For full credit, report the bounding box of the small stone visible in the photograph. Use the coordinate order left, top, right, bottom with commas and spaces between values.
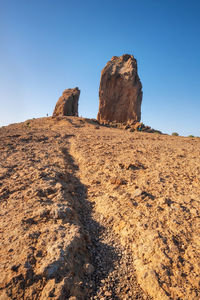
11, 264, 20, 272
84, 263, 95, 275
24, 261, 32, 269
104, 291, 112, 296
107, 216, 113, 223
133, 189, 143, 198
36, 250, 43, 257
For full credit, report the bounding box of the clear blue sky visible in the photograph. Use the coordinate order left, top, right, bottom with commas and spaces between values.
1, 0, 200, 136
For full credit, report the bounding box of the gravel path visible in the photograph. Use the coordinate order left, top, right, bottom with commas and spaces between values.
64, 140, 150, 299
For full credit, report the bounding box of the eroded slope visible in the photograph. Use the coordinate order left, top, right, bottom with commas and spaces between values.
0, 120, 90, 299
0, 117, 200, 300
70, 121, 200, 299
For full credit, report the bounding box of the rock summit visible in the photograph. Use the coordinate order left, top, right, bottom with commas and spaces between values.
97, 54, 142, 124
53, 87, 80, 117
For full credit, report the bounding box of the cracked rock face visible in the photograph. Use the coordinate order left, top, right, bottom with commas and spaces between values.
97, 54, 143, 124
53, 87, 80, 117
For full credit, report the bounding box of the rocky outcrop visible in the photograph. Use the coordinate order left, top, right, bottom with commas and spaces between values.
97, 54, 142, 124
53, 87, 80, 117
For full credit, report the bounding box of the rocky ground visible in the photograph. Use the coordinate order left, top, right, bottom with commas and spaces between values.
0, 116, 199, 300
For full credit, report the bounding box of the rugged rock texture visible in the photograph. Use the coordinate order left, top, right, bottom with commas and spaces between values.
0, 120, 90, 300
71, 124, 200, 300
53, 87, 80, 117
97, 54, 142, 124
0, 117, 200, 299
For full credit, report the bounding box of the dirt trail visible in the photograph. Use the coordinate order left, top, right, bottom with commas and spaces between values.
0, 116, 200, 300
68, 118, 200, 300
0, 123, 90, 299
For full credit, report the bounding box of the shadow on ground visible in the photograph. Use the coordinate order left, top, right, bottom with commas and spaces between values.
61, 139, 120, 299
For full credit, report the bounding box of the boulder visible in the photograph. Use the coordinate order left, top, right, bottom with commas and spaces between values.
53, 87, 80, 117
97, 54, 142, 124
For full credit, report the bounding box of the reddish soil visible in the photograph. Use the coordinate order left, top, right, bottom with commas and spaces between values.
0, 117, 199, 300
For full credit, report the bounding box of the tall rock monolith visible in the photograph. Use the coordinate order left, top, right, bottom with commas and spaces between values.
53, 87, 80, 117
97, 54, 142, 124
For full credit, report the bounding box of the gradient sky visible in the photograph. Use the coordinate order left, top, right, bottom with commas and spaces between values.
1, 0, 200, 136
